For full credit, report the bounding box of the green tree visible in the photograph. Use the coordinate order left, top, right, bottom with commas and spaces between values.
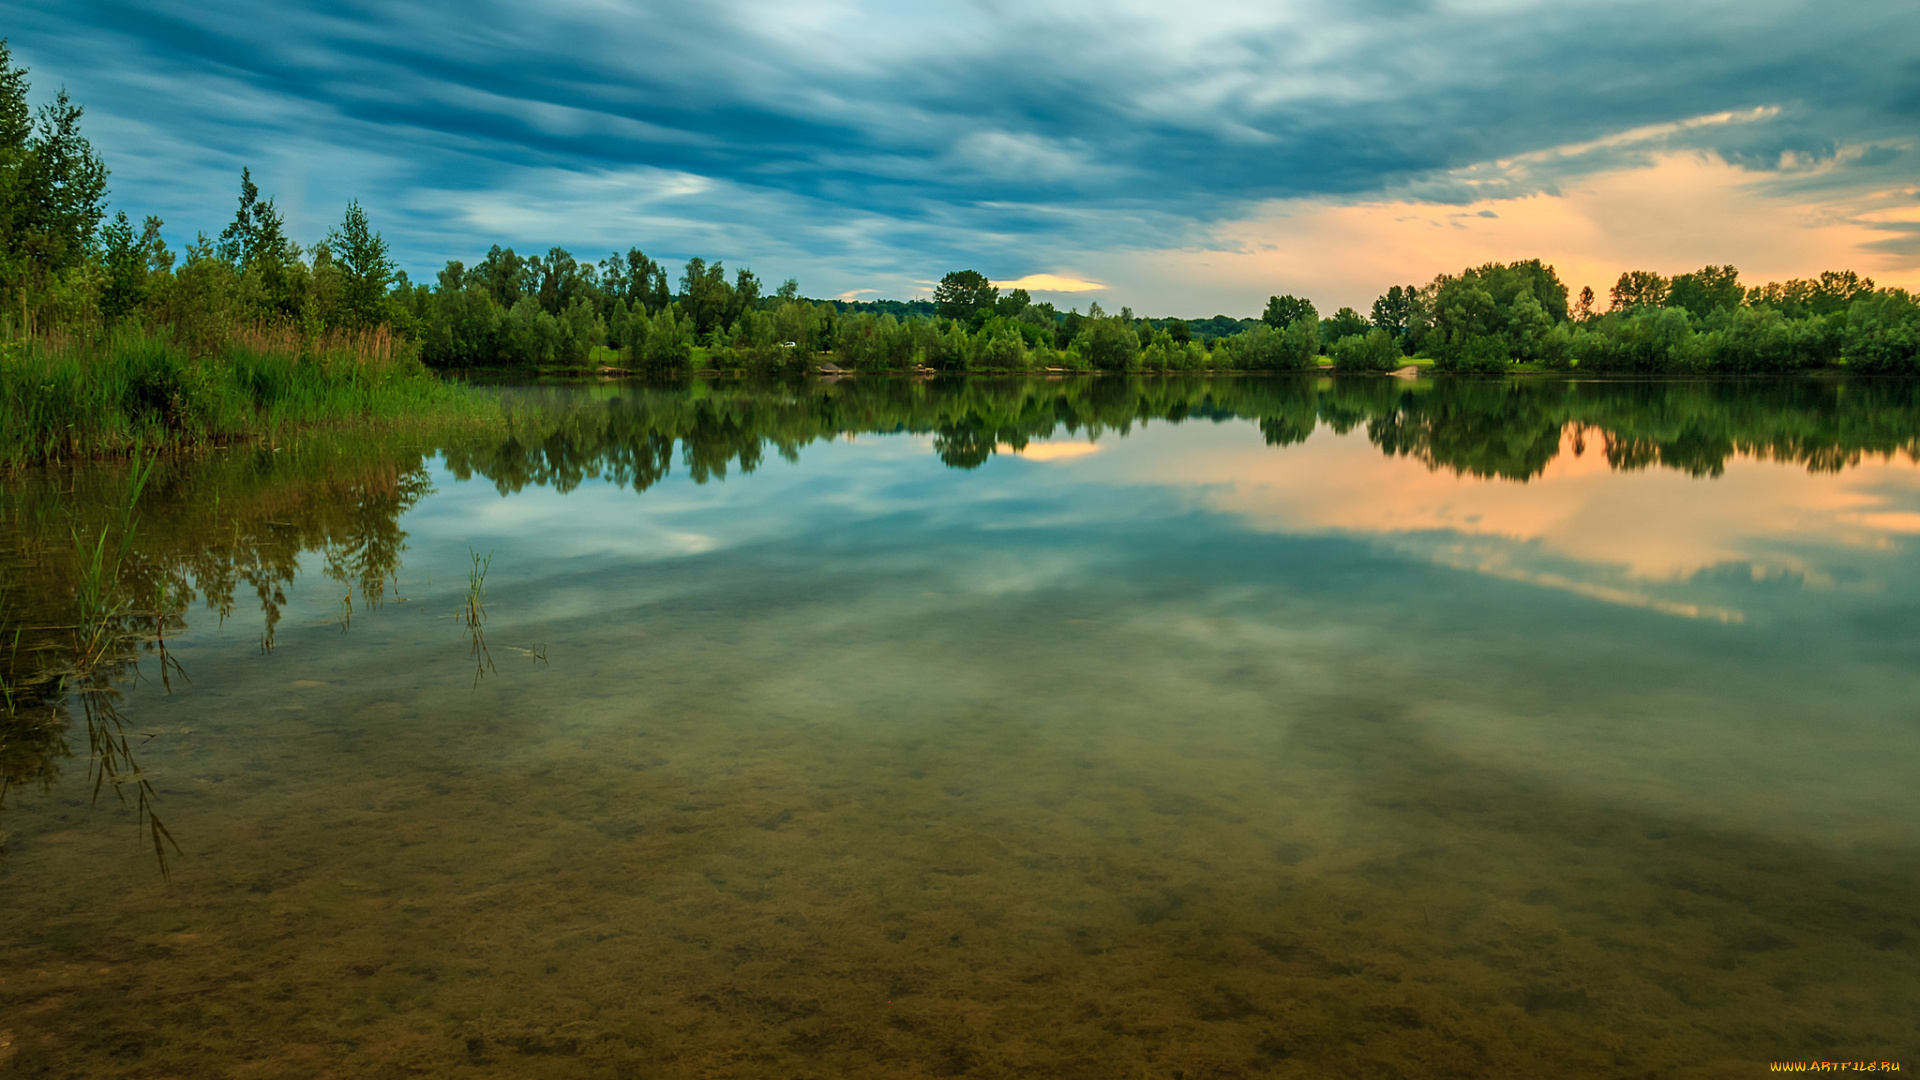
678, 256, 733, 336
1075, 315, 1141, 371
933, 269, 997, 322
1841, 290, 1920, 374
602, 248, 670, 313
1262, 294, 1316, 330
99, 209, 144, 322
1667, 265, 1742, 317
326, 200, 393, 329
1320, 305, 1369, 348
1369, 284, 1420, 346
216, 168, 291, 270
728, 267, 762, 326
0, 42, 110, 324
1223, 321, 1316, 371
1609, 270, 1669, 311
537, 247, 592, 316
1574, 307, 1700, 373
1328, 327, 1402, 372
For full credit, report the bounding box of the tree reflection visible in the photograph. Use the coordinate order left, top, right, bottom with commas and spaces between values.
445, 375, 1920, 491
7, 374, 1920, 871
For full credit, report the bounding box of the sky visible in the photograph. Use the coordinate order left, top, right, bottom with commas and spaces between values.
5, 0, 1919, 316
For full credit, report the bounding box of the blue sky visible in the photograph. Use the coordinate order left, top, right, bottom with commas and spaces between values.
6, 0, 1918, 314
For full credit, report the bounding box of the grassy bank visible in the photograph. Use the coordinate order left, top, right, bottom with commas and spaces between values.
0, 327, 500, 467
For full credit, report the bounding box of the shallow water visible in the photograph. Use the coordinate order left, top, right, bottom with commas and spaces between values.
2, 376, 1917, 1077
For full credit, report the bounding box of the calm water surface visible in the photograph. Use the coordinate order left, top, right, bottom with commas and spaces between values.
2, 377, 1917, 1077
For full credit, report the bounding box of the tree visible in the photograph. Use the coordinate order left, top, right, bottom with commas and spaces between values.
1609, 270, 1669, 311
99, 209, 144, 321
1320, 306, 1369, 348
1262, 294, 1316, 330
1329, 327, 1401, 372
537, 247, 590, 316
216, 168, 292, 270
0, 42, 110, 319
474, 246, 533, 310
1223, 321, 1315, 371
678, 256, 733, 336
1667, 265, 1743, 317
1573, 286, 1597, 321
1370, 285, 1420, 344
1841, 290, 1920, 374
933, 269, 997, 322
1075, 314, 1140, 371
326, 200, 393, 329
600, 247, 670, 314
728, 267, 762, 326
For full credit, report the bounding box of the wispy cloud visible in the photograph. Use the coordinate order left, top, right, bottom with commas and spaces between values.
5, 0, 1918, 308
994, 273, 1105, 293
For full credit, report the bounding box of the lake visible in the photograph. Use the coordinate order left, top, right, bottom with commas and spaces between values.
2, 375, 1916, 1077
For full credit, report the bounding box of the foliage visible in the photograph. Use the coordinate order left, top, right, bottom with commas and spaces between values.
1074, 315, 1141, 371
933, 269, 998, 323
1841, 290, 1920, 375
1667, 265, 1743, 316
1262, 294, 1316, 330
1609, 270, 1669, 311
1219, 320, 1316, 371
1573, 307, 1700, 374
1369, 285, 1420, 349
0, 327, 484, 464
1328, 327, 1402, 372
1320, 306, 1370, 349
0, 40, 110, 326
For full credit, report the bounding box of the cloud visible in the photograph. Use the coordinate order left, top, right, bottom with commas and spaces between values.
993, 273, 1105, 293
6, 0, 1920, 308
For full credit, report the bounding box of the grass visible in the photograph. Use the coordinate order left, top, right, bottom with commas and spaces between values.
0, 326, 500, 466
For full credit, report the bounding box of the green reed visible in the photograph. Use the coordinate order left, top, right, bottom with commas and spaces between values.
464, 546, 495, 684
0, 328, 499, 467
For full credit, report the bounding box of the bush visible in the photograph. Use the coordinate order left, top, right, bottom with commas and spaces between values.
1074, 317, 1141, 371
1223, 320, 1316, 371
1699, 306, 1840, 373
1432, 332, 1510, 374
1572, 308, 1699, 374
1328, 328, 1402, 372
636, 306, 693, 374
1843, 291, 1920, 374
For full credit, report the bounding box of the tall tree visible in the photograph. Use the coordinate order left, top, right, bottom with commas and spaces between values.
0, 42, 109, 320
99, 209, 144, 321
933, 269, 997, 322
1370, 284, 1420, 341
1609, 270, 1669, 311
326, 200, 393, 329
678, 256, 733, 336
1262, 294, 1317, 329
1667, 265, 1742, 316
728, 267, 762, 326
1320, 305, 1369, 347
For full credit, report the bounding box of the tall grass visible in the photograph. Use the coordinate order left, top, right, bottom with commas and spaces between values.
0, 325, 497, 466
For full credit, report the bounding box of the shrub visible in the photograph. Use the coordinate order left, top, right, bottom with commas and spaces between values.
1328, 328, 1402, 372
1572, 308, 1699, 374
1842, 291, 1920, 375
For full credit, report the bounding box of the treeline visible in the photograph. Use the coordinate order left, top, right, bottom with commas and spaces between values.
1326, 261, 1920, 375
7, 37, 1919, 381
441, 376, 1920, 493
